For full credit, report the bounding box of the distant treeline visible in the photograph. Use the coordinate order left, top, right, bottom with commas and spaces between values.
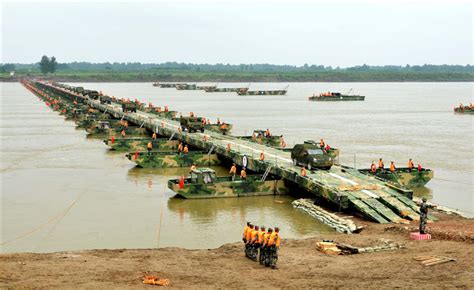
1, 62, 473, 82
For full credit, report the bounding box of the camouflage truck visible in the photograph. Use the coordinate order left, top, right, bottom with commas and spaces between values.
291, 143, 334, 170
104, 137, 179, 152
122, 102, 138, 113
100, 95, 112, 104
359, 167, 434, 189
83, 90, 99, 100
303, 140, 340, 160
168, 168, 288, 199
127, 151, 220, 168
180, 117, 205, 133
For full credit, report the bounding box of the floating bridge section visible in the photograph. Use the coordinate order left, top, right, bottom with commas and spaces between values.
29, 80, 421, 223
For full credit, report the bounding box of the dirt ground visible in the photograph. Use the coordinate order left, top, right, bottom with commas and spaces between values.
1, 212, 473, 289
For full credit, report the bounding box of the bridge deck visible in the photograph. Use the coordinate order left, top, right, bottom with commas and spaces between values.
31, 81, 421, 223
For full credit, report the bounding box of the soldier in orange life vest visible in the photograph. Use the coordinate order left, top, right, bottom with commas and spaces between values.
389, 161, 396, 172
250, 225, 259, 261
267, 227, 281, 269
177, 142, 183, 154
245, 224, 254, 258
378, 158, 384, 171
260, 151, 265, 161
408, 158, 414, 172
183, 144, 189, 154
301, 166, 307, 177
370, 161, 376, 173
257, 226, 266, 265
147, 141, 153, 155
319, 138, 325, 149
242, 222, 250, 243
229, 163, 237, 181
240, 168, 247, 180
262, 228, 273, 266
152, 132, 157, 140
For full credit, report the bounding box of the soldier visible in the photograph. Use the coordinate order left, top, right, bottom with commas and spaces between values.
258, 226, 266, 265
378, 158, 384, 171
183, 144, 189, 155
189, 163, 197, 174
240, 168, 247, 180
260, 151, 265, 161
370, 161, 376, 173
418, 164, 423, 172
389, 161, 396, 172
250, 225, 259, 261
178, 142, 183, 154
245, 224, 254, 258
229, 163, 237, 181
301, 166, 307, 177
408, 158, 414, 172
242, 222, 250, 243
152, 132, 157, 140
419, 197, 435, 234
121, 129, 126, 138
268, 227, 281, 269
319, 138, 325, 149
262, 228, 273, 267
147, 141, 153, 156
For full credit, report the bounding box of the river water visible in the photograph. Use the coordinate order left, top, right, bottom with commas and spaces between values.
1, 82, 472, 253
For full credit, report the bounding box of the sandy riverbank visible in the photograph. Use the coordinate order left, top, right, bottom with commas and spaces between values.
1, 213, 473, 288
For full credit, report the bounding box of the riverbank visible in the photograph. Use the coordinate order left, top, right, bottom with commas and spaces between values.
2, 72, 474, 83
1, 213, 473, 288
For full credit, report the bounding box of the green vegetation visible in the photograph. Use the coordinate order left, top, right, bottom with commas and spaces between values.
38, 55, 57, 74
2, 61, 473, 82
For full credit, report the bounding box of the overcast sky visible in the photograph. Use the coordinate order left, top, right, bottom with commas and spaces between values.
1, 0, 472, 66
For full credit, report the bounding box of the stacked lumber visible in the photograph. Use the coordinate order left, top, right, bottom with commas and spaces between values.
316, 242, 341, 255
413, 256, 456, 266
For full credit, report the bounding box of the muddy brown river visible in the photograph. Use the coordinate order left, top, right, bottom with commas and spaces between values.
1, 82, 472, 253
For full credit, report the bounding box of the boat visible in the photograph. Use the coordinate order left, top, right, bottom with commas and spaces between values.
453, 105, 474, 114
176, 84, 198, 90
168, 168, 288, 199
153, 82, 184, 88
237, 86, 288, 96
204, 86, 248, 93
104, 137, 179, 152
237, 129, 284, 148
309, 90, 365, 101
126, 151, 220, 168
359, 167, 434, 189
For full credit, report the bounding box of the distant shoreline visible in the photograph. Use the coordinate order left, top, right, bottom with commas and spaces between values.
2, 76, 473, 83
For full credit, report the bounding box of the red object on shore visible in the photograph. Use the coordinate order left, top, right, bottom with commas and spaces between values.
134, 150, 139, 160
111, 136, 115, 144
410, 232, 432, 240
179, 176, 185, 189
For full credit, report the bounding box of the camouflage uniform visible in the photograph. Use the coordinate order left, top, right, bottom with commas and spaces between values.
419, 199, 432, 234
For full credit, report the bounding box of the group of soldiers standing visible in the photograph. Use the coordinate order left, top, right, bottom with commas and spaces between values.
242, 222, 281, 269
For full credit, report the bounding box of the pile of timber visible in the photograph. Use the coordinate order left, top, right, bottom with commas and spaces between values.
316, 238, 404, 255
413, 256, 456, 266
292, 199, 362, 233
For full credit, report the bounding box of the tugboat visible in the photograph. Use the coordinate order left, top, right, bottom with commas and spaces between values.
168, 168, 288, 199
237, 85, 288, 96
453, 103, 474, 114
309, 89, 365, 101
